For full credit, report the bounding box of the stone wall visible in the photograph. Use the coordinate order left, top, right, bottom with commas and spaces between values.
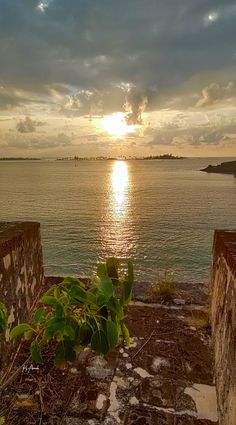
211, 230, 236, 425
0, 222, 44, 378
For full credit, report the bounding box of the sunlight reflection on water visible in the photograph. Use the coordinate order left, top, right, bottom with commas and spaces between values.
111, 161, 129, 218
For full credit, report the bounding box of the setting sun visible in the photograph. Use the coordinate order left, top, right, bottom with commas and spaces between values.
102, 112, 137, 138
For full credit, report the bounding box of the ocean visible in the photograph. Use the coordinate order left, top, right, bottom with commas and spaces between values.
0, 157, 235, 287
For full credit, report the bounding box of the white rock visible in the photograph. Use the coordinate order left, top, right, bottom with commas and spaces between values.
129, 396, 139, 405
152, 357, 170, 372
133, 367, 152, 378
17, 393, 30, 400
96, 394, 107, 410
70, 367, 78, 374
184, 384, 218, 422
86, 357, 113, 379
173, 298, 185, 305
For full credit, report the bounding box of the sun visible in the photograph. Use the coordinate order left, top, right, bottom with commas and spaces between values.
102, 112, 137, 138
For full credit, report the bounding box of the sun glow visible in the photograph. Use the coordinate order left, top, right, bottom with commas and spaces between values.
102, 112, 137, 138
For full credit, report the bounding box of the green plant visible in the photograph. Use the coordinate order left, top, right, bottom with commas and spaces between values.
0, 302, 8, 335
10, 258, 134, 368
150, 270, 175, 301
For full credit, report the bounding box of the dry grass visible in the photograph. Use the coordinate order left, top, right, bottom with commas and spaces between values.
150, 270, 176, 301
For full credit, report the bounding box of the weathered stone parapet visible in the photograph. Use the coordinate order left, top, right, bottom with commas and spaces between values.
211, 230, 236, 425
0, 222, 44, 377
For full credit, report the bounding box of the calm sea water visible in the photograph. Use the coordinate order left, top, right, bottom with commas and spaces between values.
0, 158, 236, 286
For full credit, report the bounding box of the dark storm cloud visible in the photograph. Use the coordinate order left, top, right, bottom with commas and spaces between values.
124, 88, 148, 125
0, 0, 236, 112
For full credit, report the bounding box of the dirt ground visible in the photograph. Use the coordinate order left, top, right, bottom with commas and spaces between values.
0, 280, 217, 425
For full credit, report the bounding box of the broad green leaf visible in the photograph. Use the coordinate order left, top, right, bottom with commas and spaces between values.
24, 330, 34, 341
54, 302, 65, 318
79, 323, 92, 344
33, 307, 45, 324
55, 330, 64, 342
0, 303, 8, 332
54, 340, 76, 367
0, 319, 6, 333
96, 292, 107, 307
97, 263, 107, 277
30, 340, 43, 364
120, 261, 134, 306
41, 295, 58, 306
53, 286, 61, 300
69, 286, 87, 303
41, 295, 64, 317
128, 261, 134, 287
63, 324, 75, 340
107, 297, 124, 320
116, 322, 121, 338
87, 316, 98, 332
86, 287, 98, 304
44, 317, 66, 341
121, 322, 130, 346
67, 314, 80, 328
62, 277, 85, 288
41, 285, 57, 296
10, 324, 34, 339
106, 257, 119, 284
64, 339, 76, 362
120, 279, 132, 305
106, 319, 119, 349
0, 302, 7, 318
99, 276, 113, 299
58, 295, 69, 306
55, 341, 66, 367
46, 317, 65, 332
91, 330, 109, 355
73, 343, 83, 353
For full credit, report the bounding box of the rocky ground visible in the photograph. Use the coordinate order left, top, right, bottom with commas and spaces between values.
0, 281, 218, 425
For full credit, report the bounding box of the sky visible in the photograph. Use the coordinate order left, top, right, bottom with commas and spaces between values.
0, 0, 236, 158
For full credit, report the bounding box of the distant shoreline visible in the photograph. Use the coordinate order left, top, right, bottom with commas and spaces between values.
1, 156, 236, 162
0, 157, 41, 161
201, 160, 236, 176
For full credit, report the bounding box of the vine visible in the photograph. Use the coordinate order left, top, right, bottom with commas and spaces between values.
10, 257, 134, 368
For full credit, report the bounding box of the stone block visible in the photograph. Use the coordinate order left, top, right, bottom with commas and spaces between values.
0, 222, 44, 378
211, 230, 236, 425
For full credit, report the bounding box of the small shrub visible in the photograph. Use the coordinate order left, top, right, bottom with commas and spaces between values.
10, 257, 134, 368
150, 270, 175, 301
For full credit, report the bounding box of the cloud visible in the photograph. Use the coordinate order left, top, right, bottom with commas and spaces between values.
124, 87, 148, 125
1, 0, 236, 111
7, 132, 72, 150
196, 82, 234, 107
146, 119, 236, 148
61, 90, 104, 117
16, 116, 46, 133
